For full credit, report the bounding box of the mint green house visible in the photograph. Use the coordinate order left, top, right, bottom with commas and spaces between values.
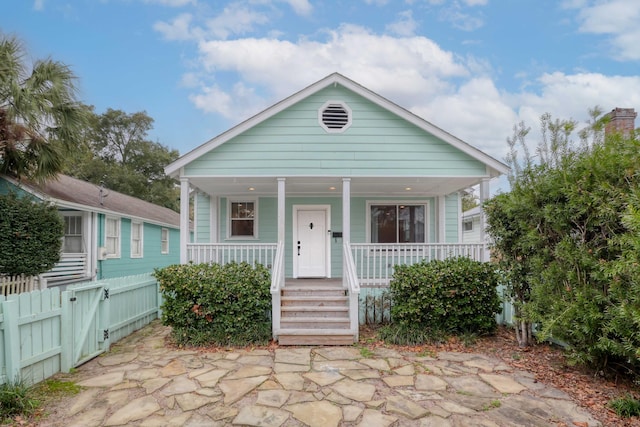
0, 174, 180, 287
166, 73, 508, 345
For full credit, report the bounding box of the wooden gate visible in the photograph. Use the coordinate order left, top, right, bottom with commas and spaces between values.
61, 282, 110, 369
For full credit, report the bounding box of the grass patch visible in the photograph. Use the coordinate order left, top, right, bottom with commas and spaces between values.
378, 324, 447, 346
0, 379, 40, 421
608, 394, 640, 418
482, 400, 501, 411
358, 347, 375, 358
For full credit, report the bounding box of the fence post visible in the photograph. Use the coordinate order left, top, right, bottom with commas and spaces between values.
2, 299, 21, 383
60, 290, 74, 372
156, 279, 163, 320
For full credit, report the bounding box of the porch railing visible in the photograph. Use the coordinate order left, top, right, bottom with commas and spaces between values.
187, 243, 278, 267
270, 241, 285, 338
343, 242, 360, 341
350, 243, 486, 287
41, 253, 89, 285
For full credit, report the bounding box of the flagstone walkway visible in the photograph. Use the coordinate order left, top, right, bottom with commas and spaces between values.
40, 321, 601, 426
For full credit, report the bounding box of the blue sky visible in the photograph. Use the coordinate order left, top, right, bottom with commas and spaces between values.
2, 0, 639, 170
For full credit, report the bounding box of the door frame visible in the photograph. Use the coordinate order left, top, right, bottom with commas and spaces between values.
292, 204, 331, 278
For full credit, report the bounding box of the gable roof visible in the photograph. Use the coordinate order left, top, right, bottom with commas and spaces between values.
166, 72, 509, 178
3, 174, 180, 228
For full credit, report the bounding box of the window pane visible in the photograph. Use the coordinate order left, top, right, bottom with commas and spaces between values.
232, 202, 254, 219
371, 205, 396, 243
64, 236, 83, 253
232, 219, 254, 236
398, 205, 425, 243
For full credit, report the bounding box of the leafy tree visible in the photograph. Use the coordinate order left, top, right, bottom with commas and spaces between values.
486, 108, 640, 377
0, 193, 64, 276
0, 35, 87, 182
63, 108, 180, 211
461, 191, 478, 212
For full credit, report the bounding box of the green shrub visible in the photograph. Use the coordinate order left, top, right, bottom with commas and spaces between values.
0, 378, 40, 420
155, 262, 272, 346
0, 192, 64, 276
608, 395, 640, 418
384, 257, 501, 344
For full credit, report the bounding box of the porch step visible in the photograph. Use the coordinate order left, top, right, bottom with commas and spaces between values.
281, 306, 348, 318
282, 287, 346, 297
277, 329, 355, 346
281, 295, 349, 307
280, 317, 350, 329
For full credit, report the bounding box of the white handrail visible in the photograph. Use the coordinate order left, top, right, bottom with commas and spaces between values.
270, 241, 285, 339
343, 242, 360, 341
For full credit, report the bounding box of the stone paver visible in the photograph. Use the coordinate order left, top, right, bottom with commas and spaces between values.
40, 320, 602, 427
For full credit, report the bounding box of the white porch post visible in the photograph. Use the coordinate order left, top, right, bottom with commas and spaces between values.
342, 178, 351, 243
277, 178, 286, 243
209, 196, 218, 243
180, 177, 190, 264
479, 178, 490, 261
437, 195, 446, 243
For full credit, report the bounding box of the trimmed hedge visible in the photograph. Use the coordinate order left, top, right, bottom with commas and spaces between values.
155, 262, 271, 346
382, 257, 501, 344
0, 192, 63, 276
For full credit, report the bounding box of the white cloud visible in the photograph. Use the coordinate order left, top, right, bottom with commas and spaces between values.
386, 10, 418, 36
571, 0, 640, 60
282, 0, 313, 16
364, 0, 389, 5
439, 6, 484, 31
33, 0, 45, 11
154, 13, 200, 40
205, 3, 270, 39
143, 0, 195, 6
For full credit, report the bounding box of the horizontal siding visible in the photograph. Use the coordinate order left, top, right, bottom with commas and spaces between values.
445, 193, 459, 243
184, 85, 487, 178
195, 193, 211, 243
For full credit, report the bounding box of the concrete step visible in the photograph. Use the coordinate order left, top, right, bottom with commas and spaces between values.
277, 328, 355, 345
280, 317, 350, 329
281, 306, 349, 318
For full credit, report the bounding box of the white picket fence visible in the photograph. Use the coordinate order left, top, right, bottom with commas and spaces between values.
0, 274, 45, 296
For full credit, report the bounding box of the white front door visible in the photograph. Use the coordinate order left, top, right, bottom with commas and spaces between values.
294, 206, 330, 278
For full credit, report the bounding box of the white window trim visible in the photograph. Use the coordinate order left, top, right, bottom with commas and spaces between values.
463, 220, 474, 232
105, 216, 121, 259
60, 211, 86, 254
365, 200, 430, 244
226, 198, 259, 240
161, 228, 169, 254
131, 221, 144, 258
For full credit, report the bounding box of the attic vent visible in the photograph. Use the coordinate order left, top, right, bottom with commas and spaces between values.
319, 101, 352, 133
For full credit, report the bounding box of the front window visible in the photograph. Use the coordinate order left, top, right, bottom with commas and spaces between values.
63, 215, 83, 253
463, 220, 473, 232
105, 217, 121, 258
370, 204, 426, 243
131, 221, 143, 258
229, 201, 256, 238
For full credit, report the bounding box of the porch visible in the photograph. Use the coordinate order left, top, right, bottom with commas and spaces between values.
187, 241, 487, 345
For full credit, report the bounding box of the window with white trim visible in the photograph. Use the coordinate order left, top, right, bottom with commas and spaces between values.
369, 203, 426, 243
463, 220, 473, 232
131, 221, 143, 258
229, 200, 257, 238
63, 214, 84, 253
105, 217, 121, 258
161, 228, 169, 254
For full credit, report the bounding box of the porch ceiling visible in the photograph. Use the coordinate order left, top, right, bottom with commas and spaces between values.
189, 176, 486, 197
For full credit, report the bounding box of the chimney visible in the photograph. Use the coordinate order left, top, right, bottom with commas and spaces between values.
604, 108, 637, 138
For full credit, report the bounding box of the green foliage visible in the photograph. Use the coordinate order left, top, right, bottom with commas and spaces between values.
0, 192, 63, 276
608, 395, 640, 418
0, 379, 40, 421
486, 108, 640, 374
0, 35, 87, 182
155, 262, 272, 346
382, 257, 501, 345
62, 108, 180, 211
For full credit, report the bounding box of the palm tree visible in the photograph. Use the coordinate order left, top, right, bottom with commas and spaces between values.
0, 35, 87, 182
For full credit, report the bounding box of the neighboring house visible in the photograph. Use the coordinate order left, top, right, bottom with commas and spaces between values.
461, 205, 482, 243
0, 174, 180, 288
165, 72, 509, 344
